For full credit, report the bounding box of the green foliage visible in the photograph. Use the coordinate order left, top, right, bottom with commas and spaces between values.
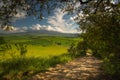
102, 54, 120, 79
80, 3, 120, 56
74, 1, 120, 78
3, 35, 79, 46
15, 44, 27, 56
0, 37, 6, 45
0, 35, 80, 79
68, 41, 87, 57
0, 36, 28, 59
68, 43, 76, 56
0, 53, 73, 80
0, 35, 80, 60
0, 37, 12, 55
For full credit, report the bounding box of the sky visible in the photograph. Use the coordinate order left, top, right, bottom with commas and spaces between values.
11, 8, 80, 33
1, 0, 119, 33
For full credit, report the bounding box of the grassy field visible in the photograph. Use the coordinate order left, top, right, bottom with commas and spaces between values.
0, 35, 80, 59
0, 35, 81, 80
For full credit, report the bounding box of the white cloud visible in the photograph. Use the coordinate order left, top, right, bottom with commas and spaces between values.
22, 27, 28, 30
54, 27, 65, 33
30, 24, 41, 30
2, 23, 81, 33
48, 9, 80, 33
11, 10, 26, 22
48, 9, 66, 30
29, 24, 65, 33
45, 25, 55, 31
6, 26, 27, 33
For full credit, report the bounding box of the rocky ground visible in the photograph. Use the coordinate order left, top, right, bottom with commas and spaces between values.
27, 56, 108, 80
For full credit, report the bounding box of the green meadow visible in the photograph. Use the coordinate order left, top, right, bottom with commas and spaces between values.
0, 35, 81, 80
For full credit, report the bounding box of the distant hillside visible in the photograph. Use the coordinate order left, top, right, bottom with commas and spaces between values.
0, 29, 79, 37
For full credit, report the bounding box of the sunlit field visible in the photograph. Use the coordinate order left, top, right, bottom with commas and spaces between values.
0, 35, 80, 59
0, 35, 81, 80
27, 45, 68, 57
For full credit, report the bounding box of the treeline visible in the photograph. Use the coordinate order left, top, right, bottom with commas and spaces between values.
69, 3, 120, 79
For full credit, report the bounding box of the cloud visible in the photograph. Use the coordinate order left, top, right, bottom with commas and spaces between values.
8, 8, 80, 33
11, 10, 26, 22
3, 23, 80, 33
48, 9, 66, 30
30, 24, 41, 30
29, 24, 65, 33
13, 26, 28, 32
44, 25, 55, 31
47, 9, 80, 33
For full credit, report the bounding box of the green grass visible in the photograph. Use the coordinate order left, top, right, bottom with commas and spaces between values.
0, 45, 68, 60
0, 35, 81, 80
0, 54, 73, 80
27, 45, 68, 57
3, 35, 80, 46
0, 35, 81, 60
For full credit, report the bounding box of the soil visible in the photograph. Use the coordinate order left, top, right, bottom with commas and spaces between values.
27, 56, 109, 80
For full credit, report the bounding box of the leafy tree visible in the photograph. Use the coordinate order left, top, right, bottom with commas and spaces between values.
73, 0, 120, 78
0, 0, 116, 26
77, 1, 120, 56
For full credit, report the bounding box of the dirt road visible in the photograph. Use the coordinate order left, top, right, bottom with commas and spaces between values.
28, 56, 107, 80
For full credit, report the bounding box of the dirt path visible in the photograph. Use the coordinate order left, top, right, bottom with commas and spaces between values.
27, 56, 106, 80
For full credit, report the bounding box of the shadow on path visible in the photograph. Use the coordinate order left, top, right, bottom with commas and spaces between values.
28, 56, 108, 80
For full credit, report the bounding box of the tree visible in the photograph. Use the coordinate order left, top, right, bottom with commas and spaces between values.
1, 0, 117, 27
74, 1, 120, 78
77, 0, 120, 55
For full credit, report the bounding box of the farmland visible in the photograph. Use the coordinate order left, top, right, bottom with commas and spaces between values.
0, 35, 81, 80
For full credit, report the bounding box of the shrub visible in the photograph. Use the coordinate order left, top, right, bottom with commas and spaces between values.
68, 41, 87, 57
102, 54, 120, 79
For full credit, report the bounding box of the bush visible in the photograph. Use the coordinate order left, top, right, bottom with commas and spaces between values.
102, 54, 120, 79
68, 41, 87, 57
0, 37, 6, 45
